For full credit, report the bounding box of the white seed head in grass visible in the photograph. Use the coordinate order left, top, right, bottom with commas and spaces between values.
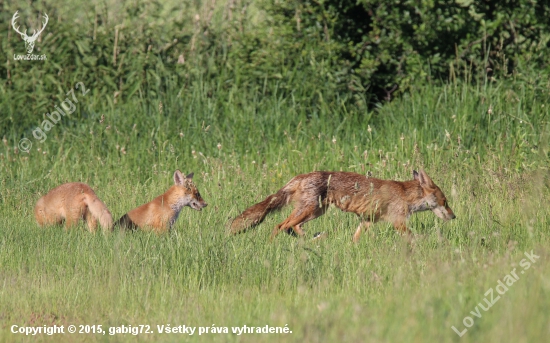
217, 143, 222, 150
451, 183, 458, 199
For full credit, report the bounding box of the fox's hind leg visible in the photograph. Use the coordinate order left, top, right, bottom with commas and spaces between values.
284, 205, 328, 236
272, 205, 327, 240
272, 209, 308, 239
85, 209, 98, 233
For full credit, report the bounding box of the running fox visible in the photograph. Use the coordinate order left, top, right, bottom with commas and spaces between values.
34, 182, 114, 232
116, 170, 207, 233
230, 170, 455, 241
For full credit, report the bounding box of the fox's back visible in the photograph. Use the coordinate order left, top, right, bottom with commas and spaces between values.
287, 171, 402, 195
286, 171, 421, 218
37, 182, 94, 209
34, 182, 98, 226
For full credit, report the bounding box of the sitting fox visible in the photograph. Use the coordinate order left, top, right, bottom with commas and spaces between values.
34, 183, 114, 232
116, 170, 207, 233
230, 170, 455, 241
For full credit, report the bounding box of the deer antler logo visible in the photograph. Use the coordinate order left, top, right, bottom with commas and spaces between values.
11, 11, 49, 54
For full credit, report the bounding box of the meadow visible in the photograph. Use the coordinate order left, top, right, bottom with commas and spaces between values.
1, 75, 549, 342
1, 0, 550, 342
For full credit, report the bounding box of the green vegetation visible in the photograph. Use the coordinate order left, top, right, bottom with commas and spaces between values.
1, 0, 549, 342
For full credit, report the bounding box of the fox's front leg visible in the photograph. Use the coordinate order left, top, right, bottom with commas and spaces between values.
353, 221, 371, 243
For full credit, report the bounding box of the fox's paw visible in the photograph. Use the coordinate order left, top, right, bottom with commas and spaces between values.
312, 232, 328, 241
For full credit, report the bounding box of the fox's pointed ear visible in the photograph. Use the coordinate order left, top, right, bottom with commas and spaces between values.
186, 172, 194, 180
173, 170, 185, 185
418, 169, 435, 187
413, 170, 419, 180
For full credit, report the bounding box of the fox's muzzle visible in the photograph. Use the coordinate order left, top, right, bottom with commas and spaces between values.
446, 207, 456, 220
192, 201, 207, 211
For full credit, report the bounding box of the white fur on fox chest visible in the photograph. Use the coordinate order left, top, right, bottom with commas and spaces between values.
168, 195, 191, 228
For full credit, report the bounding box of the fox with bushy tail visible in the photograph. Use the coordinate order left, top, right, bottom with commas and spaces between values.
229, 170, 456, 241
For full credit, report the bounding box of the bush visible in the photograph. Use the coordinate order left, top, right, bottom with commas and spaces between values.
1, 0, 549, 135
266, 0, 550, 100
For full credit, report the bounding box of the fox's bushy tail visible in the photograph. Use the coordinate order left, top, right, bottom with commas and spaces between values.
84, 194, 114, 231
229, 189, 290, 234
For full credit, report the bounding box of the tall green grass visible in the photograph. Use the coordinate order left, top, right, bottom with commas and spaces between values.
1, 72, 549, 342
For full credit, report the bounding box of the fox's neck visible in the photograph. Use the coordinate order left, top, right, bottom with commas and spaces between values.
161, 186, 190, 227
169, 197, 189, 213
405, 181, 431, 214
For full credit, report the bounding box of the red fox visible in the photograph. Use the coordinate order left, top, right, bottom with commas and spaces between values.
34, 182, 114, 232
116, 170, 207, 233
230, 170, 455, 241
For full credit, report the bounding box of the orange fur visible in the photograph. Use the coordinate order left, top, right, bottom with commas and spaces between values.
230, 170, 455, 241
34, 182, 114, 232
116, 170, 207, 233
